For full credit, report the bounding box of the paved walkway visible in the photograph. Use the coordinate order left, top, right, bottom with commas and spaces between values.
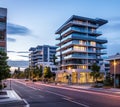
57, 83, 120, 95
0, 89, 26, 107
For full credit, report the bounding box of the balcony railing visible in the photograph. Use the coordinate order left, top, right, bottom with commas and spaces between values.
64, 54, 96, 60
62, 48, 73, 54
71, 27, 102, 35
71, 20, 98, 28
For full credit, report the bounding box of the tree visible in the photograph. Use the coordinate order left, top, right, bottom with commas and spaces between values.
43, 67, 52, 79
39, 65, 43, 78
51, 72, 56, 81
53, 54, 57, 65
0, 51, 10, 89
90, 63, 100, 83
12, 69, 25, 79
104, 72, 113, 86
24, 68, 30, 79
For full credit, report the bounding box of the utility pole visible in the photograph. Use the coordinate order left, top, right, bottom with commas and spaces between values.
114, 59, 116, 88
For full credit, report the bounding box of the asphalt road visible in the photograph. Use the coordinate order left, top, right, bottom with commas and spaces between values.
9, 80, 120, 107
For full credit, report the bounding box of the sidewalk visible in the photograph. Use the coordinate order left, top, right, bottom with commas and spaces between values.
35, 82, 120, 95
59, 83, 120, 95
0, 89, 26, 107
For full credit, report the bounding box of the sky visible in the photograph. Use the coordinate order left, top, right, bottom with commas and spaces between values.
1, 0, 120, 61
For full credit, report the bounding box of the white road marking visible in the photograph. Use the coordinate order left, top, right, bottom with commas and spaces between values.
46, 90, 72, 99
23, 99, 30, 107
39, 95, 44, 98
40, 83, 120, 98
28, 95, 33, 98
46, 90, 89, 107
63, 97, 90, 107
13, 88, 23, 98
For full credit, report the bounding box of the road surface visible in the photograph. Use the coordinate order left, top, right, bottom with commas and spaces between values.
8, 79, 120, 107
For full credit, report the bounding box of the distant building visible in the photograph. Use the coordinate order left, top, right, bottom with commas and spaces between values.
107, 53, 120, 87
29, 45, 57, 72
55, 15, 108, 83
0, 7, 7, 52
99, 60, 110, 73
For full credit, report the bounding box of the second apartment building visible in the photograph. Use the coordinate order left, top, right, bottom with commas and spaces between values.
55, 15, 108, 83
29, 45, 57, 72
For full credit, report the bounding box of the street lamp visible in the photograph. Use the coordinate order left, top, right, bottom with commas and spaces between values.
113, 59, 117, 88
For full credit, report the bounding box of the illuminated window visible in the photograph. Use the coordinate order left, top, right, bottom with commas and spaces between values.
91, 28, 95, 32
93, 48, 96, 52
90, 41, 96, 46
77, 65, 87, 69
67, 66, 72, 70
82, 65, 87, 69
79, 40, 86, 45
74, 46, 86, 51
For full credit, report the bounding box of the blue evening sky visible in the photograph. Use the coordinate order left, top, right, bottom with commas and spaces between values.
1, 0, 120, 61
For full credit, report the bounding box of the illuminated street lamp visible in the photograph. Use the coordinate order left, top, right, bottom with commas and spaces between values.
113, 59, 117, 88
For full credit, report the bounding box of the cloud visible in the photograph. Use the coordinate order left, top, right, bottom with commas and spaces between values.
8, 60, 29, 68
17, 51, 29, 53
108, 16, 120, 22
108, 44, 120, 56
7, 51, 16, 53
7, 37, 16, 42
7, 50, 29, 53
103, 23, 120, 32
18, 55, 29, 58
101, 16, 120, 32
7, 23, 31, 36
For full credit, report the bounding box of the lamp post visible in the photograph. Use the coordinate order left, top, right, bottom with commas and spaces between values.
10, 79, 11, 90
113, 59, 116, 88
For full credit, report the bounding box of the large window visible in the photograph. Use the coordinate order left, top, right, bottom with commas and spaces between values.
79, 40, 86, 45
74, 46, 86, 51
0, 31, 5, 40
0, 47, 5, 51
90, 41, 96, 46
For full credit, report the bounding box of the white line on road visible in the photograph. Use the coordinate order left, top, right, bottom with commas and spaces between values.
23, 99, 30, 107
13, 88, 23, 98
46, 90, 89, 107
39, 95, 44, 98
63, 98, 90, 107
46, 90, 72, 99
40, 83, 120, 98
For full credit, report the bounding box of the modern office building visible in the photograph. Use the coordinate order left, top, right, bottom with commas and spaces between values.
0, 7, 7, 52
55, 15, 108, 83
29, 45, 57, 72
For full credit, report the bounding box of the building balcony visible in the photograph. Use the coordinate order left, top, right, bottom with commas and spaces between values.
56, 25, 101, 40
96, 44, 107, 49
64, 54, 96, 60
96, 50, 107, 55
57, 34, 107, 46
62, 48, 97, 55
62, 48, 73, 54
71, 20, 98, 28
72, 34, 107, 43
70, 27, 102, 36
